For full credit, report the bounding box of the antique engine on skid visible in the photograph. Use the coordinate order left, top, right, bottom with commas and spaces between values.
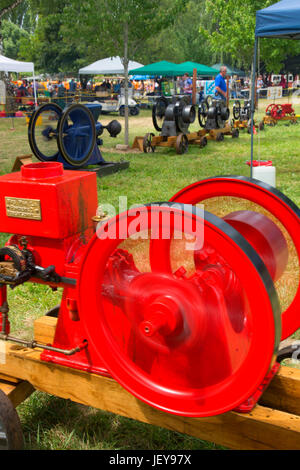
143, 95, 198, 154
232, 99, 264, 133
198, 98, 239, 140
152, 95, 196, 137
198, 98, 230, 129
0, 161, 299, 417
28, 102, 125, 174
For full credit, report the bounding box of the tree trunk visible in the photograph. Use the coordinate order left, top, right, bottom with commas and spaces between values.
124, 20, 129, 147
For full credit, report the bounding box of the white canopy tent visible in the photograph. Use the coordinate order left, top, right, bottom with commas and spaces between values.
79, 56, 144, 75
0, 54, 37, 105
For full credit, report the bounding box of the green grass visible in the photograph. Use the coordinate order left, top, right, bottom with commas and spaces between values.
0, 98, 299, 450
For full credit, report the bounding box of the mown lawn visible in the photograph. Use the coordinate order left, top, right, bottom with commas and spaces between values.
0, 97, 299, 450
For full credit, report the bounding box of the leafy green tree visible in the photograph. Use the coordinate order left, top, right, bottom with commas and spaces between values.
0, 0, 25, 52
137, 0, 213, 65
202, 0, 300, 73
3, 0, 32, 30
1, 18, 29, 58
18, 12, 83, 73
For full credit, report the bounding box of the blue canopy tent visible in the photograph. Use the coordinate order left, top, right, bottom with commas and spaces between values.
250, 0, 300, 175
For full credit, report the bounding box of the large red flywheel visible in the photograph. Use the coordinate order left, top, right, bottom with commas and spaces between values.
77, 203, 281, 417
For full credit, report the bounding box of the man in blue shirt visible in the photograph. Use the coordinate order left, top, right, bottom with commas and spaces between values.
215, 66, 227, 101
183, 73, 193, 103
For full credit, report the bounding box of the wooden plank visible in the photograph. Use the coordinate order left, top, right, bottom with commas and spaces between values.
158, 141, 175, 148
0, 342, 300, 449
0, 381, 18, 396
34, 316, 57, 344
11, 155, 33, 172
261, 366, 300, 416
152, 136, 164, 145
131, 137, 144, 152
0, 373, 19, 383
33, 316, 300, 417
0, 379, 34, 407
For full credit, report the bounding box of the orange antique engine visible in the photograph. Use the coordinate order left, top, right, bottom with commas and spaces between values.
0, 161, 299, 417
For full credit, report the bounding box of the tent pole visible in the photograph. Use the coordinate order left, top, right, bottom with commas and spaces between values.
33, 67, 37, 108
250, 37, 258, 178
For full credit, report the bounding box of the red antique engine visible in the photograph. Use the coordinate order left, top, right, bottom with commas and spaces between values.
0, 162, 299, 418
265, 103, 296, 121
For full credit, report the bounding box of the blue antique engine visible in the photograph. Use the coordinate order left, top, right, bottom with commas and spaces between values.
28, 102, 123, 170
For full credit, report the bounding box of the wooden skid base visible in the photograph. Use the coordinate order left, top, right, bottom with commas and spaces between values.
203, 127, 235, 140
263, 116, 297, 126
0, 316, 300, 450
11, 155, 33, 172
84, 161, 130, 176
233, 120, 248, 129
132, 134, 207, 153
132, 127, 236, 154
10, 156, 129, 177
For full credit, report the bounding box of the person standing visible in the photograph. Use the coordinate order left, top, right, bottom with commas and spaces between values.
56, 80, 66, 109
177, 75, 184, 94
183, 73, 193, 103
183, 73, 193, 94
69, 78, 76, 93
215, 66, 227, 101
230, 75, 238, 99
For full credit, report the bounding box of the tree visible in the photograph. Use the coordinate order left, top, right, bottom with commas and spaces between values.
4, 0, 32, 31
201, 0, 300, 73
0, 0, 25, 52
0, 1, 26, 117
61, 0, 188, 145
138, 0, 215, 65
18, 12, 83, 73
1, 19, 29, 58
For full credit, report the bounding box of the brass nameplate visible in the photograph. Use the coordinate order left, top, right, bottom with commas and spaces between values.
5, 197, 42, 221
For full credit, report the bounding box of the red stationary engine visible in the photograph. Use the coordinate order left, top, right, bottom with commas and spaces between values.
266, 103, 296, 121
0, 162, 299, 418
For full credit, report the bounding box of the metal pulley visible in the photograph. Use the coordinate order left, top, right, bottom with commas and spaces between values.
28, 102, 122, 169
198, 98, 230, 129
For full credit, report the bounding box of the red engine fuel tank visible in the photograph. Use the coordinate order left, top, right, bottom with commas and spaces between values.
0, 162, 98, 275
